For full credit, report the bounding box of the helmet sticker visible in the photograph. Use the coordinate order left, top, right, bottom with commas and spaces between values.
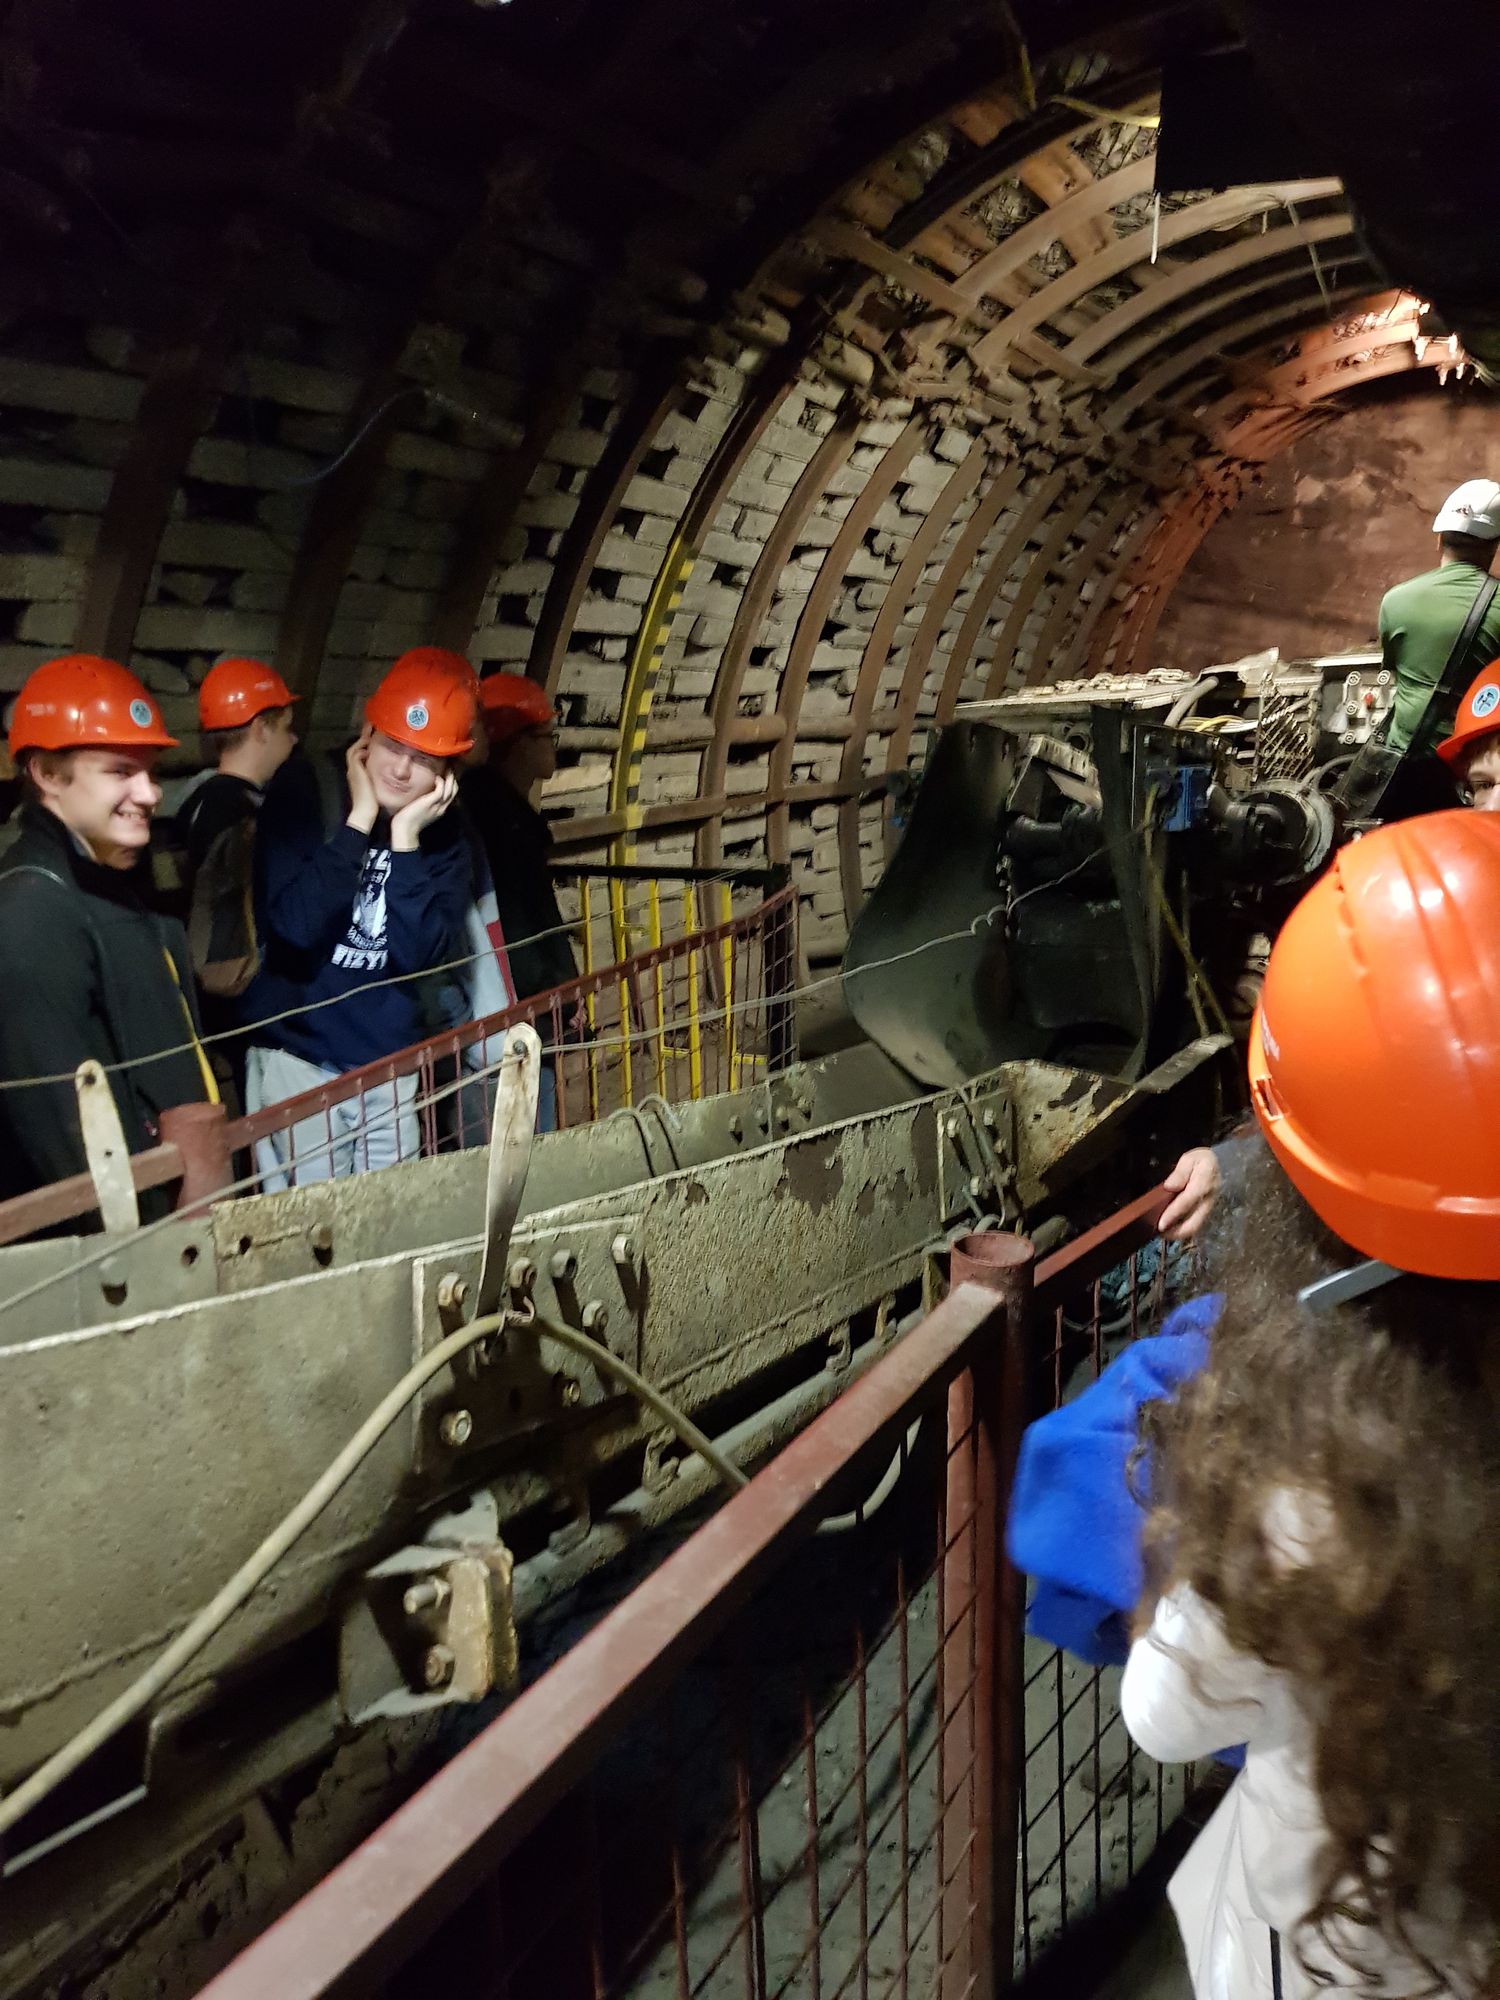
128, 698, 153, 728
405, 701, 429, 732
1472, 684, 1500, 720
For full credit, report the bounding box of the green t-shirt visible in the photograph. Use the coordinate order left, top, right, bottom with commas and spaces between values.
1379, 561, 1500, 755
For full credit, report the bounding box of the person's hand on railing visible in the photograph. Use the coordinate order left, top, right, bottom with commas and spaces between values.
1158, 1146, 1222, 1242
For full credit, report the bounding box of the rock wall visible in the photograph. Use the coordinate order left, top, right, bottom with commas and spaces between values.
1154, 375, 1500, 670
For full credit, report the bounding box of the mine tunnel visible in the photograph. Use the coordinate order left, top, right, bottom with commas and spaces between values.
1, 1, 1498, 1996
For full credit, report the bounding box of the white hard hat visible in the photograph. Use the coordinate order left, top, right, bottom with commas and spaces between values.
1433, 479, 1500, 538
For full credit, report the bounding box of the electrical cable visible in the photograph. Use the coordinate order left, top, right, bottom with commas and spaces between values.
816, 1420, 922, 1536
0, 1310, 510, 1843
1, 1268, 923, 1835
274, 388, 428, 489
525, 1307, 748, 1494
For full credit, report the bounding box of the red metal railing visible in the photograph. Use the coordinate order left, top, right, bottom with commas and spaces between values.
1015, 1189, 1211, 1975
195, 1190, 1217, 1999
0, 877, 796, 1239
222, 878, 797, 1179
195, 1238, 1034, 2000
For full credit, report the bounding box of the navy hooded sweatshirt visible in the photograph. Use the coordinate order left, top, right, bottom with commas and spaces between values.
241, 751, 473, 1073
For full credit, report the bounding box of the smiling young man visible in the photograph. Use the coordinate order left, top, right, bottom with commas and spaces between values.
239, 650, 478, 1186
0, 653, 215, 1209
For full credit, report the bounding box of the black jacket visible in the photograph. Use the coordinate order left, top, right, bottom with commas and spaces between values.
178, 770, 261, 877
459, 766, 578, 1000
0, 805, 211, 1205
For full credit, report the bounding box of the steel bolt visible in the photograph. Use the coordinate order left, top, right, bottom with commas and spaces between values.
436, 1272, 469, 1313
581, 1300, 611, 1338
307, 1222, 334, 1258
557, 1376, 582, 1407
981, 1108, 998, 1131
508, 1256, 537, 1294
610, 1232, 638, 1267
549, 1247, 578, 1283
775, 1105, 792, 1130
439, 1408, 474, 1449
727, 1113, 744, 1140
968, 1174, 987, 1199
422, 1645, 456, 1691
403, 1577, 450, 1618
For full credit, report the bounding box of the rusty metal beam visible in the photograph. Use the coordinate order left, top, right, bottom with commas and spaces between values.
835, 442, 986, 918
973, 179, 1344, 378
982, 477, 1110, 696
696, 404, 861, 868
1063, 212, 1357, 370
766, 417, 925, 866
953, 152, 1155, 305
528, 370, 685, 699
551, 772, 890, 853
934, 469, 1068, 719
884, 459, 1026, 777
1021, 485, 1137, 687
72, 337, 230, 663
1098, 281, 1370, 437
1060, 506, 1161, 681
191, 1277, 1015, 2000
429, 359, 591, 655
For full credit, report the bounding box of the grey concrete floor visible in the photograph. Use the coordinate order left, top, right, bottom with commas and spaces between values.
1094, 1903, 1193, 1999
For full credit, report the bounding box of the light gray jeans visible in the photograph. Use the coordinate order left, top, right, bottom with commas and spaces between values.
244, 1045, 420, 1190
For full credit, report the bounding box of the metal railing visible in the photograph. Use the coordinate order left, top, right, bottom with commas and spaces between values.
1017, 1189, 1215, 1975
0, 872, 797, 1238
194, 1189, 1217, 1999
221, 876, 796, 1184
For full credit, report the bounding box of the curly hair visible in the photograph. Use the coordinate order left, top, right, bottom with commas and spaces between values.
1137, 1152, 1500, 1993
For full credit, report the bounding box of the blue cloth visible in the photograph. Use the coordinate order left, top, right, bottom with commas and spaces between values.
1006, 1292, 1244, 1769
1007, 1295, 1221, 1665
242, 753, 473, 1073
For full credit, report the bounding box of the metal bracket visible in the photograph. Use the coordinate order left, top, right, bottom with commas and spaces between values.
338, 1492, 517, 1725
475, 1023, 541, 1322
75, 1060, 138, 1235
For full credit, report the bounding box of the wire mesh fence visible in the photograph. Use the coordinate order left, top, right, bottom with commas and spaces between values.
1017, 1210, 1209, 1976
197, 1204, 1220, 2000
195, 1252, 1029, 2000
221, 870, 797, 1188
0, 869, 797, 1239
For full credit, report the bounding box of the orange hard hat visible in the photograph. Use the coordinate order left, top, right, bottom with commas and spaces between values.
478, 672, 555, 746
198, 657, 296, 733
391, 645, 479, 693
1248, 810, 1500, 1281
9, 654, 177, 755
365, 654, 476, 759
1437, 659, 1500, 767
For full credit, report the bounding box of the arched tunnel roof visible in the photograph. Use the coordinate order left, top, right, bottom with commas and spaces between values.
0, 0, 1475, 959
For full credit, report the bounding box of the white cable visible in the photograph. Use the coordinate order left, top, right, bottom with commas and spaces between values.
0, 1310, 509, 1842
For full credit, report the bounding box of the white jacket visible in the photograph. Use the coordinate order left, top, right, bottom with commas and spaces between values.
1122, 1582, 1481, 1999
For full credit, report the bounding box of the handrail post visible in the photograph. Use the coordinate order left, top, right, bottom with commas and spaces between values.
951, 1231, 1036, 1999
160, 1100, 234, 1216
